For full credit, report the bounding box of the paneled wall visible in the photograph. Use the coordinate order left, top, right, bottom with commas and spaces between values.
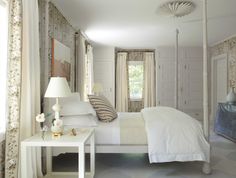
211, 36, 236, 89
93, 46, 204, 117
38, 0, 76, 102
156, 47, 204, 120
93, 46, 115, 106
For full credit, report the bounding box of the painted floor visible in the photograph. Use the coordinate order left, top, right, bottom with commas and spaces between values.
53, 133, 236, 178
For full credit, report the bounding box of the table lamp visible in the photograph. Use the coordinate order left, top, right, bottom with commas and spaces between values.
92, 83, 103, 96
45, 77, 71, 119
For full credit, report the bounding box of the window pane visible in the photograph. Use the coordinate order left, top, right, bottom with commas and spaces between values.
128, 61, 144, 99
0, 2, 8, 132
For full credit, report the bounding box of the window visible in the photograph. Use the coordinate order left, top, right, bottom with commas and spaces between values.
128, 61, 144, 100
0, 0, 8, 140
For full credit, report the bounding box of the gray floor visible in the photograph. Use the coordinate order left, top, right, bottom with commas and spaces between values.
53, 133, 236, 178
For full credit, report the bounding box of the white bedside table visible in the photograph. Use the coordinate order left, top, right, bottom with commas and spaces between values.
21, 128, 95, 178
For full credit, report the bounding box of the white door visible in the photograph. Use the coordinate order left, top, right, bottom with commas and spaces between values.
211, 54, 228, 120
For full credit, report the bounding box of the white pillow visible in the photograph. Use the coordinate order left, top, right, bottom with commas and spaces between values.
60, 93, 96, 116
62, 114, 98, 127
61, 101, 96, 116
61, 92, 81, 102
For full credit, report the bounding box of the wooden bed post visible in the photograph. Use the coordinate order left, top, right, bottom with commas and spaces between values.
175, 29, 179, 109
202, 0, 211, 174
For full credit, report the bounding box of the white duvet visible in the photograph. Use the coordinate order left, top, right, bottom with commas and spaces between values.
141, 107, 210, 163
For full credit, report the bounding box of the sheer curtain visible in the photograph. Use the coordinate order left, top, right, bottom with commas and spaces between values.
5, 0, 42, 177
20, 0, 42, 177
143, 52, 156, 107
116, 52, 129, 112
75, 32, 86, 100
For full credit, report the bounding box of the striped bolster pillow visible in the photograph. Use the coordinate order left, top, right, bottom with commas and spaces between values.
88, 95, 118, 122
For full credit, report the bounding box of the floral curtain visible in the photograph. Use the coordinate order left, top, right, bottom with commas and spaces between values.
5, 0, 42, 177
5, 0, 23, 177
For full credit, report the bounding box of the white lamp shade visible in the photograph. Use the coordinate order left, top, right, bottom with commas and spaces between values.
44, 77, 71, 98
92, 83, 103, 93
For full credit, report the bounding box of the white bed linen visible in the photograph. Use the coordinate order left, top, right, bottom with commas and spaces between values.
62, 114, 98, 127
141, 107, 210, 163
95, 112, 143, 144
62, 112, 143, 144
95, 116, 120, 144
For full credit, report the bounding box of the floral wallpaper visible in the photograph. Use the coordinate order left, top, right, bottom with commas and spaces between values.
5, 0, 23, 177
38, 0, 77, 173
38, 0, 76, 98
211, 36, 236, 89
0, 141, 5, 178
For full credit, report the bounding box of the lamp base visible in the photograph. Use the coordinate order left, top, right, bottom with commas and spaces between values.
51, 132, 62, 139
51, 118, 63, 139
51, 125, 63, 139
52, 98, 61, 120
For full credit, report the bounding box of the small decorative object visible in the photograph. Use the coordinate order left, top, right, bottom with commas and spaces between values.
35, 113, 48, 140
51, 118, 63, 138
36, 113, 45, 123
70, 128, 77, 136
226, 87, 236, 104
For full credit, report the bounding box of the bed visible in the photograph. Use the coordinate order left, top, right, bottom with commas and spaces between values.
52, 112, 148, 156
52, 96, 209, 163
48, 93, 210, 174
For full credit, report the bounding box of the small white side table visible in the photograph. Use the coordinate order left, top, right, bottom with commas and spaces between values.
21, 128, 95, 178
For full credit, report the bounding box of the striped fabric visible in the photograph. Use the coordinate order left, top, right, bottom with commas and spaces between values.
88, 95, 118, 122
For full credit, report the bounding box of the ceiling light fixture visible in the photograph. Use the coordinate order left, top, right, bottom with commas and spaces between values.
158, 1, 195, 18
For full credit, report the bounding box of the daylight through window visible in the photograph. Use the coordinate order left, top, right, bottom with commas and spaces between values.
128, 61, 144, 100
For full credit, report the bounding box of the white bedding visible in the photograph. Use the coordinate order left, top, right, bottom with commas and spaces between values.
95, 115, 120, 144
141, 106, 210, 163
95, 112, 146, 144
63, 112, 144, 144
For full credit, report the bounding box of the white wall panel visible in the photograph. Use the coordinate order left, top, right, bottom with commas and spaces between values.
93, 46, 115, 106
156, 47, 203, 120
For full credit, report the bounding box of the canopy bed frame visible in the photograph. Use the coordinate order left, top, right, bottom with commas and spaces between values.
46, 0, 211, 175
173, 0, 211, 174
202, 0, 211, 173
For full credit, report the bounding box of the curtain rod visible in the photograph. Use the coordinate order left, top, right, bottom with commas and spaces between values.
75, 30, 92, 46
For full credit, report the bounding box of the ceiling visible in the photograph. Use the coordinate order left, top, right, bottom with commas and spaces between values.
52, 0, 236, 48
